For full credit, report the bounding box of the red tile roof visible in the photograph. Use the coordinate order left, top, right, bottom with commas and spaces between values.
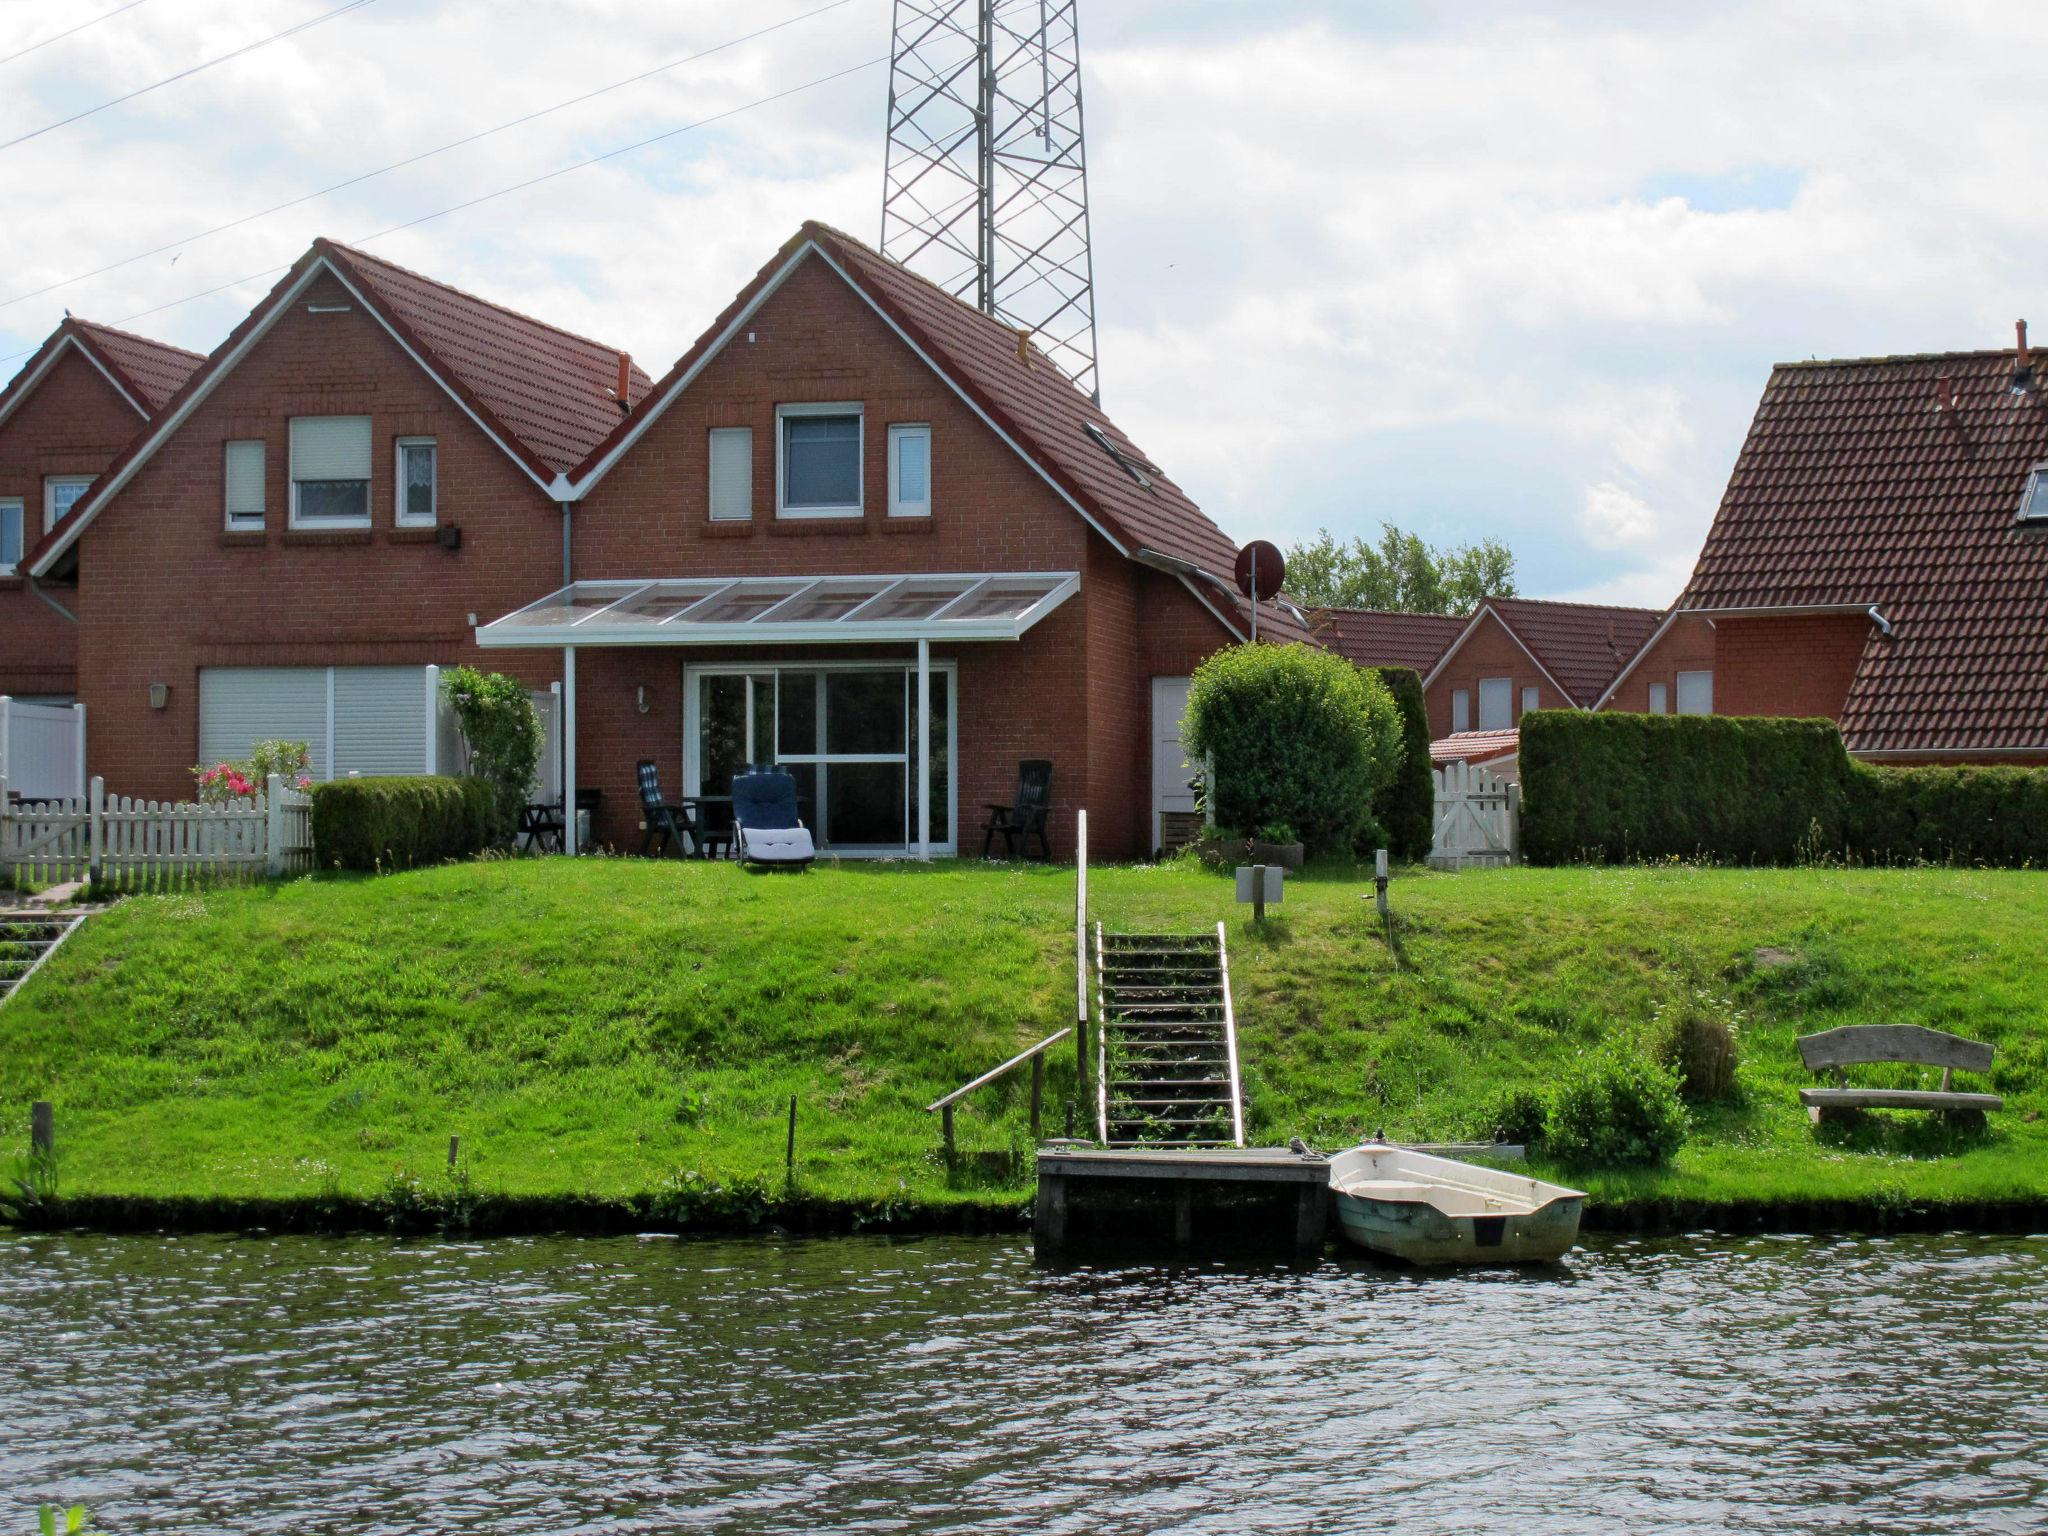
0, 317, 202, 426
320, 240, 650, 478
1468, 597, 1664, 706
1683, 348, 2048, 752
1430, 728, 1519, 765
1310, 607, 1467, 673
576, 221, 1308, 645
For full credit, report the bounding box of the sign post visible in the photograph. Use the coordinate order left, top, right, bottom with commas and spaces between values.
1235, 863, 1283, 923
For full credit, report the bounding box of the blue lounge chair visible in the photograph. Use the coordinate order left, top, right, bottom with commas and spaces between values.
731, 770, 816, 868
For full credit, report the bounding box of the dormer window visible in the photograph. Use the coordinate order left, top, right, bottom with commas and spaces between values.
2021, 463, 2048, 523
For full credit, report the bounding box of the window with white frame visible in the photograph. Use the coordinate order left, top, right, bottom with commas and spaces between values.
1451, 689, 1470, 733
1676, 670, 1714, 715
289, 415, 373, 527
1521, 685, 1540, 717
43, 475, 93, 532
1649, 682, 1668, 715
777, 403, 862, 517
708, 427, 753, 521
1478, 676, 1513, 731
0, 498, 22, 575
888, 423, 931, 517
396, 437, 437, 527
224, 440, 265, 530
2020, 463, 2048, 522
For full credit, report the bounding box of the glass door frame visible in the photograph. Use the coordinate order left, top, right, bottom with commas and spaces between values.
682, 658, 958, 857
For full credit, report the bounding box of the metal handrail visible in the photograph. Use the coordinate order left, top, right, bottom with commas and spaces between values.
926, 1025, 1074, 1160
1216, 919, 1247, 1148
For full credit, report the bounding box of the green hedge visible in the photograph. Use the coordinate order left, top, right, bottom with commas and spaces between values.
1521, 712, 2048, 866
1367, 665, 1433, 862
310, 775, 496, 872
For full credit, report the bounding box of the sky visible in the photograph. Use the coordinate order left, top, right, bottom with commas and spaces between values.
3, 0, 2044, 606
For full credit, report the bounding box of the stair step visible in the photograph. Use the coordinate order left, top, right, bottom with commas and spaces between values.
1108, 1079, 1229, 1090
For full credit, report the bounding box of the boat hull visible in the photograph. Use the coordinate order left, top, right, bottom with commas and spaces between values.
1333, 1187, 1583, 1265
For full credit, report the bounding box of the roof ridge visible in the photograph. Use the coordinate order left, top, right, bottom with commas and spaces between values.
1490, 594, 1663, 617
67, 317, 206, 361
1774, 347, 2028, 370
1312, 605, 1469, 621
316, 237, 642, 365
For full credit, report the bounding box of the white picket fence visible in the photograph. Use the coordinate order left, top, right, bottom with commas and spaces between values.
1429, 760, 1522, 871
1, 774, 314, 887
0, 697, 87, 802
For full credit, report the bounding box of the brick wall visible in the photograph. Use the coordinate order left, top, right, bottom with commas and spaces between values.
0, 347, 144, 699
1711, 613, 1872, 721
73, 270, 565, 798
1601, 613, 1717, 714
1423, 610, 1574, 736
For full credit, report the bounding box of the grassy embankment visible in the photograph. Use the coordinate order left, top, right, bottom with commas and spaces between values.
2, 858, 2044, 1231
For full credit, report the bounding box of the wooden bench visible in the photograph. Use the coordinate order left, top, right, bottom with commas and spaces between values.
1797, 1025, 2003, 1127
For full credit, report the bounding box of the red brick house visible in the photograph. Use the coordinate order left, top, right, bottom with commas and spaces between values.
1678, 331, 2048, 763
30, 224, 1299, 859
0, 318, 201, 701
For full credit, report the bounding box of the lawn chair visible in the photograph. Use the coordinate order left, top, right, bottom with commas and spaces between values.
731, 770, 816, 868
981, 760, 1053, 860
637, 760, 701, 858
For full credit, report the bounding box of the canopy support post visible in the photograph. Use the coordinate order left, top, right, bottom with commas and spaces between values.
917, 637, 932, 862
563, 645, 578, 857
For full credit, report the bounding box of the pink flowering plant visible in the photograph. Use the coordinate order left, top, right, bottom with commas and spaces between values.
191, 739, 313, 803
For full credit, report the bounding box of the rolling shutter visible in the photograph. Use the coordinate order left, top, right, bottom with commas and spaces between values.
333, 667, 429, 777
290, 416, 372, 479
199, 669, 328, 773
708, 427, 753, 520
225, 441, 265, 520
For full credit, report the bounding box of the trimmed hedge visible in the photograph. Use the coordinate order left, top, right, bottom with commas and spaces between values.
1367, 665, 1433, 862
1521, 711, 2048, 867
310, 775, 496, 872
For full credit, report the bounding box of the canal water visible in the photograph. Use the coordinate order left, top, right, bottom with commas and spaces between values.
2, 1230, 2043, 1534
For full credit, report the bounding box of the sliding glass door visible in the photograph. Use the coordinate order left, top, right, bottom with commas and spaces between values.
685, 662, 954, 855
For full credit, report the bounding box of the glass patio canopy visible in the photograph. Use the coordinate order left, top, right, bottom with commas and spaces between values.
476, 571, 1080, 648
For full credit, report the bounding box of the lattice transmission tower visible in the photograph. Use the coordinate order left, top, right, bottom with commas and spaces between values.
881, 0, 1101, 400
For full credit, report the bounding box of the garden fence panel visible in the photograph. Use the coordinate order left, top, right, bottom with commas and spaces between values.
2, 775, 316, 888
1429, 761, 1521, 871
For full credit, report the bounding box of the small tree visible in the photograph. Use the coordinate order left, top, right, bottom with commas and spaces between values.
1182, 642, 1402, 854
440, 665, 543, 845
1367, 665, 1433, 862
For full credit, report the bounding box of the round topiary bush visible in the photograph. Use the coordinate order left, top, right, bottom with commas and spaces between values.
1182, 642, 1402, 855
1546, 1049, 1690, 1167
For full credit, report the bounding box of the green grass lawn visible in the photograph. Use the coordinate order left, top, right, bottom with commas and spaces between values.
3, 856, 2044, 1225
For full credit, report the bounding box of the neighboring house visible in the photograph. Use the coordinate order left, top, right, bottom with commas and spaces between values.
30, 224, 1299, 860
1309, 607, 1466, 678
0, 318, 201, 701
1679, 330, 2048, 762
1430, 727, 1520, 781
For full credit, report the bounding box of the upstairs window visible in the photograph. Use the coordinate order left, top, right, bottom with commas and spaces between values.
777, 404, 862, 518
289, 415, 373, 528
2022, 463, 2048, 523
224, 440, 266, 530
1478, 676, 1513, 731
43, 475, 93, 533
0, 498, 21, 576
708, 427, 753, 521
1521, 685, 1540, 717
1677, 670, 1714, 716
1649, 682, 1669, 715
396, 437, 437, 528
1451, 689, 1471, 734
888, 424, 931, 517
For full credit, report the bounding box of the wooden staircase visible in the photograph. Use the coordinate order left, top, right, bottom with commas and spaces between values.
0, 911, 84, 1008
1094, 922, 1245, 1148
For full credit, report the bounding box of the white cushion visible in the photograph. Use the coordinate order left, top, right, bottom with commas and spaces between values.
740, 826, 816, 863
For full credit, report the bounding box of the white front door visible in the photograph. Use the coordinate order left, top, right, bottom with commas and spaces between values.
1151, 675, 1197, 853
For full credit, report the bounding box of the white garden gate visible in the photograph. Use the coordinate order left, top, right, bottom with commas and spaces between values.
1430, 760, 1521, 870
0, 697, 86, 801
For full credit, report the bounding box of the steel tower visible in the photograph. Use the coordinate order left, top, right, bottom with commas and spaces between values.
881, 0, 1101, 399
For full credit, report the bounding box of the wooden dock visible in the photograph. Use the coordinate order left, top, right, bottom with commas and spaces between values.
1035, 1144, 1330, 1260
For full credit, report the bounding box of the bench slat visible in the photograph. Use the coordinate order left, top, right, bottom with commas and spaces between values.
1799, 1088, 2004, 1111
1796, 1024, 1994, 1074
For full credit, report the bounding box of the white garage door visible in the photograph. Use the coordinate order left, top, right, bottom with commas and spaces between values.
200, 666, 431, 780
1152, 675, 1197, 851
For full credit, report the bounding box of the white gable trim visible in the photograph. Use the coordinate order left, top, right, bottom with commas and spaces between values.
1420, 602, 1582, 707
1590, 608, 1681, 711
31, 255, 555, 577
0, 332, 149, 433
1179, 573, 1246, 644
564, 240, 1134, 562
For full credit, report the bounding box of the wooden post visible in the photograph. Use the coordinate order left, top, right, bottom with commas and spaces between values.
1065, 1097, 1076, 1138
1034, 1159, 1068, 1254
266, 774, 286, 878
88, 775, 104, 888
1295, 1182, 1328, 1258
785, 1094, 798, 1181
30, 1100, 53, 1155
941, 1102, 956, 1165
447, 1134, 461, 1171
73, 702, 87, 800
1374, 848, 1390, 919
1029, 1052, 1045, 1140
1251, 863, 1267, 923
1507, 782, 1523, 865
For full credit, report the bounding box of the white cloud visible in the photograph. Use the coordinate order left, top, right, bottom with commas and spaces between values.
1577, 482, 1660, 550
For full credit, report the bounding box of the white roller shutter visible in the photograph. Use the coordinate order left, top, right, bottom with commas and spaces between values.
290, 416, 372, 479
708, 426, 753, 520
199, 669, 328, 772
333, 667, 429, 777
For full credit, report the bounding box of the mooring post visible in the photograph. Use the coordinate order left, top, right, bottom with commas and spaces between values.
785, 1095, 798, 1181
447, 1135, 461, 1171
941, 1102, 956, 1165
1034, 1158, 1068, 1254
30, 1100, 53, 1155
1029, 1053, 1045, 1140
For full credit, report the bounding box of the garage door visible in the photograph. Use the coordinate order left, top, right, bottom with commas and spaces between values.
200, 666, 430, 781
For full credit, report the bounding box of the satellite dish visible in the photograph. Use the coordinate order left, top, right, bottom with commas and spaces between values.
1233, 540, 1286, 641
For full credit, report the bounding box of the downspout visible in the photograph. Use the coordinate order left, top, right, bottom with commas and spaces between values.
560, 500, 573, 586
26, 575, 78, 625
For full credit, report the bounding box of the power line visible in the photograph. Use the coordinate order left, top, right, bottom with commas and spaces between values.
0, 0, 155, 70
1, 0, 866, 311
0, 0, 379, 153
0, 52, 888, 364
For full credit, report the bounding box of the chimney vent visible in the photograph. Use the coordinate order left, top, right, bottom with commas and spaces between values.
2013, 320, 2036, 397
616, 351, 632, 410
1016, 328, 1032, 367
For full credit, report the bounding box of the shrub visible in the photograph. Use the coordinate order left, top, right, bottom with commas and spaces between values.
441, 665, 543, 846
1650, 992, 1741, 1102
1849, 762, 2048, 866
1367, 665, 1433, 862
310, 775, 495, 871
1476, 1085, 1548, 1146
192, 739, 313, 804
1546, 1049, 1690, 1167
1182, 642, 1403, 855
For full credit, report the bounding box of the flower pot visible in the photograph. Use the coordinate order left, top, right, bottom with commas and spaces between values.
1250, 839, 1305, 871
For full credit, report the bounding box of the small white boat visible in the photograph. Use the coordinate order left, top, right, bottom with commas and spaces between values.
1327, 1143, 1585, 1266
